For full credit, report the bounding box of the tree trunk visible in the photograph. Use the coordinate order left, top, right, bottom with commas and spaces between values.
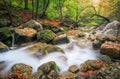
32, 0, 34, 19
24, 0, 28, 9
3, 0, 13, 25
35, 0, 40, 19
40, 0, 50, 18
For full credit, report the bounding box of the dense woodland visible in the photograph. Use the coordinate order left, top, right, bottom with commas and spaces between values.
0, 0, 120, 27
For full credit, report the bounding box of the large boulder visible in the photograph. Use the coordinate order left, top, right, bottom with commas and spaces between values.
52, 34, 70, 45
21, 20, 43, 31
100, 42, 120, 59
38, 61, 59, 79
102, 20, 120, 36
14, 28, 37, 45
0, 42, 9, 53
37, 30, 56, 43
8, 63, 32, 79
27, 42, 64, 57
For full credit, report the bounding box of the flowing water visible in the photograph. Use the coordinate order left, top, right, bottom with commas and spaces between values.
0, 37, 99, 77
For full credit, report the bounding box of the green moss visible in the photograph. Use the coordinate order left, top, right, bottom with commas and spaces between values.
37, 30, 56, 43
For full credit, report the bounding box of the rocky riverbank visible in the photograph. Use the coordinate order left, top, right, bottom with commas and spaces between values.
0, 20, 120, 79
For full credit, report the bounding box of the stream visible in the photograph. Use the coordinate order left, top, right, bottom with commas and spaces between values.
0, 36, 100, 77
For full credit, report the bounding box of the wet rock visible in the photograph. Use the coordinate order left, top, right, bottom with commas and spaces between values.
14, 28, 37, 45
92, 40, 102, 50
42, 24, 62, 33
68, 65, 79, 73
87, 62, 120, 79
27, 42, 64, 57
102, 20, 120, 36
8, 63, 32, 79
52, 34, 70, 45
100, 42, 120, 59
99, 55, 111, 63
77, 32, 85, 37
37, 30, 56, 43
38, 61, 59, 79
21, 20, 43, 31
30, 70, 46, 79
79, 60, 103, 72
59, 71, 81, 79
0, 42, 9, 53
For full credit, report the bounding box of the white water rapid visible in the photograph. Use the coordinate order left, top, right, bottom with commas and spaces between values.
0, 37, 99, 77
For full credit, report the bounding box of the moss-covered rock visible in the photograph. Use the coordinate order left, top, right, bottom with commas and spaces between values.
38, 61, 59, 79
27, 42, 64, 57
52, 34, 70, 45
37, 30, 56, 43
21, 20, 43, 31
8, 63, 32, 79
14, 28, 37, 45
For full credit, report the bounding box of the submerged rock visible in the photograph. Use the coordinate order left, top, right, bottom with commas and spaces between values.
37, 30, 56, 43
52, 34, 70, 45
21, 20, 43, 31
27, 42, 64, 57
8, 63, 32, 79
100, 42, 120, 59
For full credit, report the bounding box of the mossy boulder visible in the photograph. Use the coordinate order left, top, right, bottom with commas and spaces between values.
8, 63, 32, 79
14, 28, 37, 45
37, 30, 56, 43
52, 34, 70, 45
0, 42, 9, 53
38, 61, 59, 79
21, 20, 43, 31
27, 42, 64, 57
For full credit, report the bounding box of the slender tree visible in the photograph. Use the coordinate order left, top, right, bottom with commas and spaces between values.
35, 0, 40, 19
24, 0, 28, 9
40, 0, 50, 18
32, 0, 35, 19
3, 0, 13, 25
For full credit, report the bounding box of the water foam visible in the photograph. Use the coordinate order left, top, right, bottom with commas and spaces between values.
0, 37, 99, 76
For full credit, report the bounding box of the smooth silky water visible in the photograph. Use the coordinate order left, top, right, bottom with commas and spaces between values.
0, 37, 100, 77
